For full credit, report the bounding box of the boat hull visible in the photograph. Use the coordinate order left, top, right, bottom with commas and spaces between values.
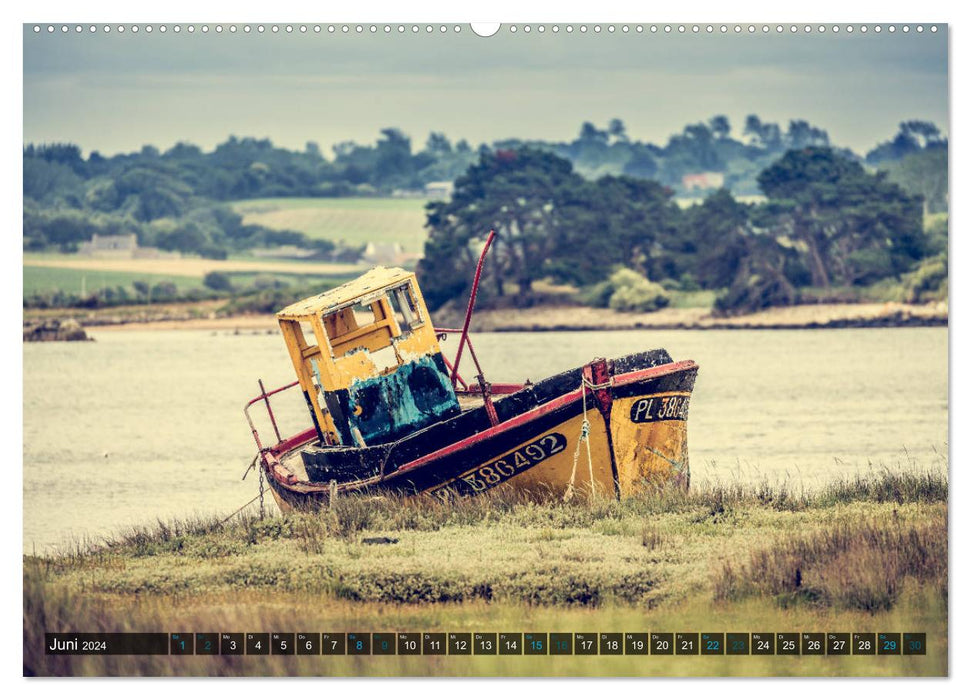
263, 351, 697, 511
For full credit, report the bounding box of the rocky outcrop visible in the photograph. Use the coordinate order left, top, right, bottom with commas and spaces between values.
23, 318, 92, 342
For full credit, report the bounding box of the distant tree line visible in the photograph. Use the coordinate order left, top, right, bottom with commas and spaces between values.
418, 146, 945, 315
23, 116, 947, 278
23, 140, 354, 259
500, 114, 840, 195
23, 118, 948, 210
23, 281, 223, 311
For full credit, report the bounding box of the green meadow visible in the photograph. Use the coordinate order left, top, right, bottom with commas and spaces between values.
22, 265, 203, 296
22, 260, 359, 309
24, 469, 947, 677
232, 197, 429, 253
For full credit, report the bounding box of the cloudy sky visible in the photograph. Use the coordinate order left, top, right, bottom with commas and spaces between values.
22, 24, 948, 157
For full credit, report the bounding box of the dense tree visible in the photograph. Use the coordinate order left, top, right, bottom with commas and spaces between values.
900, 120, 943, 146
415, 133, 478, 184
418, 150, 687, 310
621, 146, 659, 179
111, 166, 194, 221
419, 148, 586, 308
714, 233, 801, 315
22, 116, 947, 297
424, 132, 453, 156
661, 123, 724, 179
881, 148, 948, 216
557, 175, 682, 284
608, 118, 629, 142
420, 142, 935, 317
709, 115, 731, 139
680, 189, 751, 289
23, 209, 101, 251
866, 121, 946, 165
744, 115, 782, 150
24, 117, 948, 209
579, 122, 610, 146
23, 157, 85, 206
23, 143, 86, 174
785, 120, 829, 149
374, 128, 417, 184
757, 147, 925, 287
203, 271, 234, 292
164, 142, 204, 160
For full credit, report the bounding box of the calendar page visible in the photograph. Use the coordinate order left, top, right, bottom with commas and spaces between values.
19, 6, 950, 684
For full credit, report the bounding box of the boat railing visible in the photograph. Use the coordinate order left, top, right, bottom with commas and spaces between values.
243, 378, 314, 455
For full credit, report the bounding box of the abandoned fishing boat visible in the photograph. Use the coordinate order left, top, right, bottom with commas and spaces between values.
244, 231, 698, 511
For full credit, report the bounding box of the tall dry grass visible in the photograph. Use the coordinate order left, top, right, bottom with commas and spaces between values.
24, 468, 948, 676
714, 513, 947, 612
90, 466, 947, 549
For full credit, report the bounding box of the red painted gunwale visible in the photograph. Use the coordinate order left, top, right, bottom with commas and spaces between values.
392, 359, 697, 476
265, 359, 698, 492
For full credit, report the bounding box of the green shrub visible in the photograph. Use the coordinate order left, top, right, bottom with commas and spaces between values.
249, 275, 284, 291
677, 273, 701, 292
846, 248, 895, 285
579, 267, 670, 313
203, 271, 234, 292
925, 215, 948, 256
901, 254, 947, 303
714, 269, 799, 316
577, 280, 614, 308
608, 282, 670, 312
150, 281, 178, 300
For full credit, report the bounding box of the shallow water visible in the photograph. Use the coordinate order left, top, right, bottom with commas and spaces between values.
23, 326, 947, 551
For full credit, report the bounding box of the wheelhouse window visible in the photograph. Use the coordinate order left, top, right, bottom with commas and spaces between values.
388, 283, 423, 332
320, 295, 393, 359
282, 319, 319, 358
315, 283, 423, 362
350, 302, 375, 327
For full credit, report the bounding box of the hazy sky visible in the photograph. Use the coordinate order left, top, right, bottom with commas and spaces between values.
23, 25, 948, 157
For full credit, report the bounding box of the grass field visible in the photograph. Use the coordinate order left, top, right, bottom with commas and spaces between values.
666, 289, 720, 309
23, 265, 204, 295
232, 197, 430, 253
22, 254, 365, 306
22, 254, 363, 280
24, 469, 947, 677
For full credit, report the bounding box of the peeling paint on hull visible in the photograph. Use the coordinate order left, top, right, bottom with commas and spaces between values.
262, 350, 698, 511
346, 353, 460, 445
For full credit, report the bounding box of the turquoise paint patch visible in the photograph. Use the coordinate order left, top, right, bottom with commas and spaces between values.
346, 354, 460, 445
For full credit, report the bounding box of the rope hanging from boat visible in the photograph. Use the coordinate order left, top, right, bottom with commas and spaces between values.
241, 452, 260, 480
218, 466, 266, 525
563, 377, 602, 502
218, 493, 261, 525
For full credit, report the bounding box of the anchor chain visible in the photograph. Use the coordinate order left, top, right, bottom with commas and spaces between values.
241, 450, 268, 521
258, 465, 265, 520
